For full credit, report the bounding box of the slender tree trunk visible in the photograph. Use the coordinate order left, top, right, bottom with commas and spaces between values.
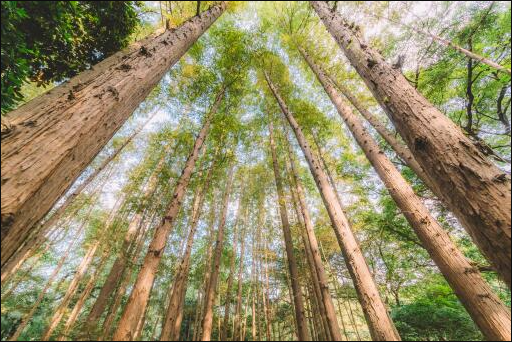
85, 144, 171, 331
200, 163, 236, 341
233, 218, 247, 341
160, 154, 216, 340
265, 71, 400, 341
57, 256, 108, 341
7, 218, 90, 341
220, 199, 243, 340
285, 129, 344, 341
268, 121, 311, 341
0, 2, 227, 267
302, 47, 512, 340
311, 1, 511, 288
113, 89, 223, 341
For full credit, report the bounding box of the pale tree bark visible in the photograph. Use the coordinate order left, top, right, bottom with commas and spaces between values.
302, 48, 512, 340
159, 153, 216, 341
200, 162, 236, 341
0, 2, 227, 267
311, 1, 511, 288
113, 89, 223, 341
233, 215, 248, 341
268, 121, 311, 341
84, 143, 172, 332
283, 126, 345, 341
220, 195, 243, 340
265, 71, 400, 341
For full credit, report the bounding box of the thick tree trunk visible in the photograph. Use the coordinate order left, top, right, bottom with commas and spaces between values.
84, 144, 171, 331
284, 128, 344, 341
200, 163, 236, 341
0, 2, 227, 267
268, 122, 311, 341
302, 48, 512, 340
311, 1, 511, 288
265, 71, 400, 341
160, 154, 216, 341
113, 90, 222, 341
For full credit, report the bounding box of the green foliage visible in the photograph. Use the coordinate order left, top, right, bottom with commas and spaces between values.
1, 1, 141, 113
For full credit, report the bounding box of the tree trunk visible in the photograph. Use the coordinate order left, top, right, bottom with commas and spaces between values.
265, 71, 400, 341
311, 0, 511, 288
84, 144, 171, 331
0, 2, 227, 267
221, 197, 243, 340
200, 163, 236, 341
113, 90, 222, 341
160, 154, 216, 340
302, 47, 512, 341
268, 121, 311, 341
285, 128, 344, 341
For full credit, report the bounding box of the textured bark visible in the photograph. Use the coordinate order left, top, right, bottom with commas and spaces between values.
84, 144, 171, 331
303, 48, 512, 340
0, 2, 227, 267
268, 122, 311, 341
285, 129, 344, 341
160, 155, 216, 341
265, 71, 400, 341
200, 163, 236, 341
113, 90, 222, 341
311, 1, 511, 288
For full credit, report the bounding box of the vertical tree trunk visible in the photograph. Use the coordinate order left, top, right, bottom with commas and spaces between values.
113, 90, 223, 341
268, 121, 311, 341
284, 127, 344, 341
265, 71, 400, 341
220, 199, 243, 340
84, 144, 172, 332
302, 47, 512, 340
0, 2, 227, 267
311, 0, 511, 288
200, 163, 236, 341
160, 154, 216, 340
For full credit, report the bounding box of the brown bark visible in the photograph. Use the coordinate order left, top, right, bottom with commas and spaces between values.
268, 121, 311, 341
302, 47, 512, 340
265, 71, 400, 341
0, 2, 227, 267
84, 144, 171, 331
112, 90, 222, 341
160, 154, 216, 340
285, 128, 344, 341
200, 162, 236, 341
311, 1, 511, 288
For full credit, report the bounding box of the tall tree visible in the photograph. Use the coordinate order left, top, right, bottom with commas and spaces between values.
200, 162, 236, 341
268, 121, 311, 341
301, 47, 512, 341
310, 0, 511, 288
264, 70, 401, 341
0, 2, 227, 267
112, 88, 223, 341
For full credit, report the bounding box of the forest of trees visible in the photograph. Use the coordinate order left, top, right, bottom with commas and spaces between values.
1, 1, 510, 341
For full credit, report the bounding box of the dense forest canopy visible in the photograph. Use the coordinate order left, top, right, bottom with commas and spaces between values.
0, 1, 510, 341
